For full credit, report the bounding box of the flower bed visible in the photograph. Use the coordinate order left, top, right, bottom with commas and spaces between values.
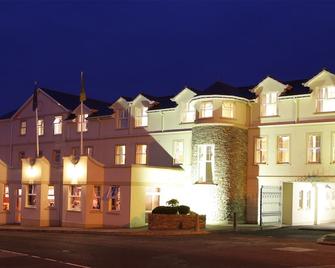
148, 213, 206, 230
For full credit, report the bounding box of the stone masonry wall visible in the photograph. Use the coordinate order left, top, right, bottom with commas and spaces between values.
192, 125, 248, 223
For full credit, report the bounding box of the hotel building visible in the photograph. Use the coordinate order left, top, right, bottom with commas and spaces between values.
0, 69, 334, 227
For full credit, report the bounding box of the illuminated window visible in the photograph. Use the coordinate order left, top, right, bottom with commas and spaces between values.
48, 185, 55, 208
3, 185, 9, 211
181, 102, 195, 123
222, 101, 234, 118
77, 114, 88, 132
52, 150, 61, 164
317, 87, 335, 112
37, 119, 44, 136
261, 92, 278, 116
53, 116, 62, 135
199, 102, 213, 118
134, 107, 148, 127
20, 121, 27, 136
116, 109, 129, 129
115, 145, 126, 165
135, 144, 147, 165
145, 187, 160, 213
277, 136, 290, 163
108, 186, 121, 212
173, 140, 184, 165
298, 190, 304, 209
197, 144, 214, 183
255, 137, 267, 164
68, 185, 81, 211
92, 186, 101, 210
307, 134, 321, 163
306, 190, 312, 210
26, 184, 37, 207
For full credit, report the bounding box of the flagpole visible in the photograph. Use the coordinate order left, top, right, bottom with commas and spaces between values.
33, 81, 40, 158
80, 99, 84, 156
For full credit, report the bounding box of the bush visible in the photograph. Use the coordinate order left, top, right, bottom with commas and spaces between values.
152, 206, 178, 214
166, 199, 179, 207
178, 205, 190, 215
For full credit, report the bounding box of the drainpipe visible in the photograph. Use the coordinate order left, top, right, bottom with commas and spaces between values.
161, 111, 164, 132
293, 97, 299, 123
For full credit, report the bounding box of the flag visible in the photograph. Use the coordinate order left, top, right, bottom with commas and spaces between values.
80, 71, 86, 102
32, 82, 38, 111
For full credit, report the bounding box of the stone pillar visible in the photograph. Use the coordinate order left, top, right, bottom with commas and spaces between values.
192, 125, 248, 223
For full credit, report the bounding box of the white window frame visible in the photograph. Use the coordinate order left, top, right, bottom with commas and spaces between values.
221, 101, 235, 119
77, 114, 88, 132
261, 92, 278, 117
53, 116, 62, 135
26, 184, 37, 207
68, 185, 81, 211
254, 137, 267, 164
197, 144, 215, 183
20, 121, 27, 136
317, 87, 335, 113
173, 140, 184, 165
115, 145, 126, 165
92, 186, 101, 210
134, 107, 148, 127
277, 135, 290, 164
135, 144, 147, 165
181, 102, 195, 123
199, 101, 213, 118
116, 109, 129, 129
37, 119, 44, 136
307, 134, 321, 163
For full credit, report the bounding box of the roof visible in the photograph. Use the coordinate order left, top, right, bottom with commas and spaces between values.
148, 96, 177, 111
199, 81, 256, 100
280, 79, 311, 96
41, 88, 113, 117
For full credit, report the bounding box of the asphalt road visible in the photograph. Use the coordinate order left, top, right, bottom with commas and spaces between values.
0, 228, 334, 268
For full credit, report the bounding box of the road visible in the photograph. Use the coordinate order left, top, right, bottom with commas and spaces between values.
0, 228, 334, 268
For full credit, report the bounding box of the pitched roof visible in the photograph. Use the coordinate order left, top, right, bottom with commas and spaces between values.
199, 81, 256, 100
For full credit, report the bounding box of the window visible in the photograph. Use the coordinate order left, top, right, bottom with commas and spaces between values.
173, 140, 184, 165
135, 144, 147, 165
92, 186, 101, 210
307, 134, 321, 163
48, 186, 55, 208
77, 114, 88, 132
222, 101, 234, 118
20, 121, 27, 136
37, 119, 44, 136
53, 116, 62, 135
317, 87, 335, 112
68, 185, 81, 211
145, 187, 160, 212
86, 146, 94, 157
332, 133, 335, 163
116, 109, 129, 129
197, 144, 214, 183
306, 190, 312, 210
298, 190, 304, 210
26, 184, 37, 207
255, 137, 267, 164
277, 136, 290, 163
108, 186, 121, 212
134, 107, 148, 127
181, 102, 195, 123
115, 145, 126, 165
199, 102, 213, 118
3, 185, 9, 211
261, 92, 278, 116
52, 150, 61, 164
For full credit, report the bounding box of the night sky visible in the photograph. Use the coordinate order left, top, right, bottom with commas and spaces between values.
1, 0, 335, 114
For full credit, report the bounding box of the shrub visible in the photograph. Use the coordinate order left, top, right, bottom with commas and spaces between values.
178, 205, 190, 215
152, 206, 178, 214
166, 199, 179, 207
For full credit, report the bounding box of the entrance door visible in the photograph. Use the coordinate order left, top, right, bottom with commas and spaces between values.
15, 187, 22, 223
260, 186, 282, 226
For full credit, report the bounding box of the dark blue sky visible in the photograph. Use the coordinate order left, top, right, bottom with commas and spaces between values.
1, 0, 334, 114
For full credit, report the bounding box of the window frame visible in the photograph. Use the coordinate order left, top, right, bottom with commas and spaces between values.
108, 185, 121, 212
77, 114, 88, 132
116, 109, 129, 129
20, 120, 27, 136
53, 116, 63, 135
277, 135, 290, 164
48, 185, 55, 208
68, 185, 82, 211
134, 106, 148, 127
317, 87, 335, 113
37, 119, 44, 136
254, 136, 268, 165
114, 145, 126, 165
180, 102, 195, 123
197, 144, 215, 183
92, 185, 102, 210
221, 101, 235, 119
3, 185, 9, 211
135, 144, 147, 165
199, 101, 213, 119
26, 184, 37, 208
307, 133, 321, 164
260, 92, 278, 117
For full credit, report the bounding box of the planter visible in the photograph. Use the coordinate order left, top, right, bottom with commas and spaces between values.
148, 214, 206, 230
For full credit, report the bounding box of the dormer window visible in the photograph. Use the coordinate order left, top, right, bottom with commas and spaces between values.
317, 87, 335, 112
261, 92, 278, 117
77, 114, 88, 132
199, 101, 213, 118
135, 107, 148, 127
116, 109, 129, 129
181, 102, 195, 123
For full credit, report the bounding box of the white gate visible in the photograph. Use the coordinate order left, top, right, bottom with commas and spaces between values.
260, 186, 282, 226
